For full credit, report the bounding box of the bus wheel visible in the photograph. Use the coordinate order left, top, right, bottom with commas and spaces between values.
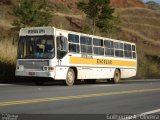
65, 68, 75, 86
112, 69, 120, 84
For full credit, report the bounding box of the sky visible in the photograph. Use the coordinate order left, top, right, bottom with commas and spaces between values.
143, 0, 160, 3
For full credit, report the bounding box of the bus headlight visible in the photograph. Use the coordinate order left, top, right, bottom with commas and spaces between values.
43, 66, 48, 71
16, 65, 24, 71
43, 66, 54, 71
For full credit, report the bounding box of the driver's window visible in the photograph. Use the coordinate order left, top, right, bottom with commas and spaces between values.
57, 36, 68, 51
56, 34, 68, 59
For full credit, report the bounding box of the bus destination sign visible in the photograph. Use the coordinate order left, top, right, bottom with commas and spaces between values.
28, 29, 45, 34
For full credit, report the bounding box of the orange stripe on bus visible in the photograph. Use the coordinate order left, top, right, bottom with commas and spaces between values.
70, 57, 137, 67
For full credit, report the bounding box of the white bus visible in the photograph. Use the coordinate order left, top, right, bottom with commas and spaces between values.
15, 27, 137, 86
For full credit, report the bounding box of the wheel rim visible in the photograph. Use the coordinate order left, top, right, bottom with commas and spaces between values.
115, 72, 119, 80
114, 70, 120, 82
67, 71, 74, 83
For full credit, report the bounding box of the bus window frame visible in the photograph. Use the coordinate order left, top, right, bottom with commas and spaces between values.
80, 36, 93, 55
114, 42, 124, 58
68, 33, 80, 54
17, 35, 55, 59
104, 40, 114, 57
124, 43, 132, 59
93, 38, 104, 56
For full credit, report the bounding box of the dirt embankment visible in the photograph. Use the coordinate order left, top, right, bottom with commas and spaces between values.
48, 0, 145, 9
0, 0, 12, 5
111, 0, 145, 8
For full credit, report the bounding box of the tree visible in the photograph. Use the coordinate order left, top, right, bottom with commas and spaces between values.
146, 1, 160, 10
77, 0, 115, 34
13, 0, 53, 28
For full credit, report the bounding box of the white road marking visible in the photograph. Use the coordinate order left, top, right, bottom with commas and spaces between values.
118, 109, 160, 120
138, 109, 160, 116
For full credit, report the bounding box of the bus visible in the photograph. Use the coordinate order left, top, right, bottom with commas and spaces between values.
15, 27, 137, 86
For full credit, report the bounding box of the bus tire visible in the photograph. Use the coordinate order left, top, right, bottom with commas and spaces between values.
65, 68, 75, 86
112, 69, 120, 84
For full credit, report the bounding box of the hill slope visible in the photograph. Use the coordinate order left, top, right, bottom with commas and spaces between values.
0, 0, 160, 80
111, 0, 145, 8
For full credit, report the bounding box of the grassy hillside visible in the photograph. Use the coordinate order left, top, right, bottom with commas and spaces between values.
0, 0, 160, 81
116, 8, 160, 53
114, 8, 160, 78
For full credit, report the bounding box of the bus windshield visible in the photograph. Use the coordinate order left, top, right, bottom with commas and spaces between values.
18, 36, 55, 59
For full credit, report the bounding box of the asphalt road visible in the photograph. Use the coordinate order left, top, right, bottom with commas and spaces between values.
0, 79, 160, 120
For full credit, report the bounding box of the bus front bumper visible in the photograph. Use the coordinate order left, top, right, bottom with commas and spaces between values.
15, 70, 55, 78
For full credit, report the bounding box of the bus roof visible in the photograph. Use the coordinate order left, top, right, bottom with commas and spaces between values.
19, 26, 135, 45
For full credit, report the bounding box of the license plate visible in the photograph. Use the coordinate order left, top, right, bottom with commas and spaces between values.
29, 72, 35, 76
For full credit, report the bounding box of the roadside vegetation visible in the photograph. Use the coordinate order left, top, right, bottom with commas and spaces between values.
0, 0, 53, 81
77, 0, 115, 34
0, 40, 16, 81
115, 8, 160, 78
0, 0, 160, 81
12, 0, 53, 28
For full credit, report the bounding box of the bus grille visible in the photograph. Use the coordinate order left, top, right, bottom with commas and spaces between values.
18, 60, 49, 70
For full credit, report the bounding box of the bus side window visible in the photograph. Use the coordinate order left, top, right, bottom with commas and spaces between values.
132, 45, 136, 59
69, 43, 80, 53
114, 42, 124, 57
104, 40, 114, 56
